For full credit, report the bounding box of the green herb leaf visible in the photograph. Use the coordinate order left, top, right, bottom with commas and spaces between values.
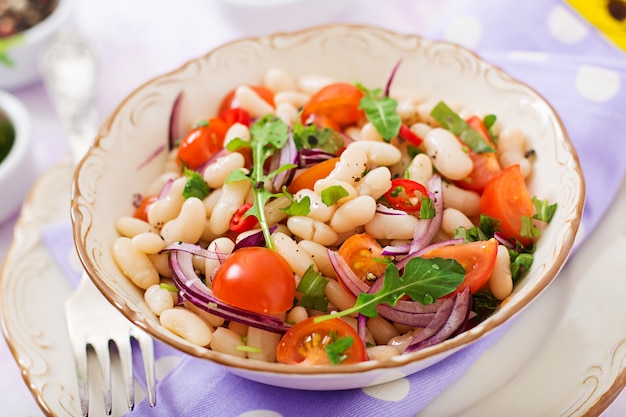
419, 196, 436, 219
479, 214, 501, 237
293, 120, 344, 154
193, 119, 209, 128
0, 34, 25, 68
509, 251, 533, 282
325, 335, 354, 365
159, 283, 178, 293
182, 168, 210, 200
226, 137, 251, 152
532, 196, 557, 223
316, 257, 464, 322
430, 101, 495, 153
520, 215, 540, 239
483, 114, 497, 130
321, 185, 349, 206
356, 84, 401, 141
472, 291, 499, 321
296, 265, 329, 312
281, 195, 311, 216
454, 225, 489, 242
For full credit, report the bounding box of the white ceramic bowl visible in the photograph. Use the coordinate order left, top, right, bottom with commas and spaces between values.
71, 24, 584, 390
0, 0, 75, 91
0, 90, 34, 224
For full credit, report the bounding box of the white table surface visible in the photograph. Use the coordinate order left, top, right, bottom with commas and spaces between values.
1, 0, 625, 415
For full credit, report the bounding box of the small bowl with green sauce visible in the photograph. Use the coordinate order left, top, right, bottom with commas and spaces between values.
0, 90, 33, 224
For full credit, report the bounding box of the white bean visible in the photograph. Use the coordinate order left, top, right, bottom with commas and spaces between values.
234, 85, 274, 118
396, 98, 421, 125
367, 317, 401, 345
148, 253, 172, 277
498, 126, 531, 177
297, 74, 334, 95
203, 187, 222, 218
347, 140, 402, 167
365, 212, 420, 240
441, 207, 475, 237
410, 122, 432, 142
145, 171, 180, 197
160, 307, 213, 347
297, 239, 336, 278
203, 152, 246, 189
271, 232, 316, 278
356, 167, 392, 200
160, 197, 206, 244
144, 284, 175, 316
359, 122, 384, 142
489, 245, 513, 300
326, 147, 367, 185
205, 237, 236, 278
287, 216, 338, 246
324, 279, 356, 311
209, 174, 251, 235
367, 345, 401, 361
313, 178, 358, 205
441, 182, 481, 218
330, 195, 377, 233
246, 327, 281, 362
112, 237, 160, 290
407, 153, 433, 185
264, 195, 291, 225
286, 305, 309, 324
223, 123, 250, 147
147, 177, 187, 228
210, 327, 247, 357
294, 189, 336, 222
275, 102, 299, 126
115, 216, 153, 238
274, 90, 310, 108
264, 67, 296, 92
131, 232, 166, 254
184, 301, 226, 328
423, 128, 473, 180
416, 101, 438, 125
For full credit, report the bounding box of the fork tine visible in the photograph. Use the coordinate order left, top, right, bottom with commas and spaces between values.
90, 338, 113, 416
134, 329, 157, 407
70, 341, 90, 417
112, 334, 135, 411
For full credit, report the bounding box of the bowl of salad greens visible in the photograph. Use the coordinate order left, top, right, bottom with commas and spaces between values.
71, 24, 584, 390
0, 89, 33, 224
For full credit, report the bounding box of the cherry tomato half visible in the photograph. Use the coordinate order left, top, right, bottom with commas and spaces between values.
276, 317, 367, 366
301, 82, 365, 129
479, 164, 535, 246
286, 157, 339, 194
218, 85, 275, 116
338, 233, 388, 284
422, 238, 498, 294
176, 118, 228, 170
229, 203, 258, 233
212, 247, 296, 314
133, 195, 158, 222
219, 107, 251, 128
455, 116, 501, 193
384, 178, 428, 212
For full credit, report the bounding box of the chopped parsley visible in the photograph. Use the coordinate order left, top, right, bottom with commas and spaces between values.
321, 185, 349, 206
182, 168, 210, 200
325, 333, 354, 365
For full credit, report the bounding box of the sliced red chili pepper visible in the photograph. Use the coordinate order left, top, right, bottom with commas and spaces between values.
229, 203, 258, 232
220, 108, 251, 128
384, 178, 428, 212
398, 124, 423, 146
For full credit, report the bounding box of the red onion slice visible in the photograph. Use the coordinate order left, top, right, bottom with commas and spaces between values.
169, 91, 184, 150
327, 249, 369, 297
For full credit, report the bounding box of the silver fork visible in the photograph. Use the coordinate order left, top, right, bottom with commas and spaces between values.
66, 274, 156, 416
40, 30, 156, 416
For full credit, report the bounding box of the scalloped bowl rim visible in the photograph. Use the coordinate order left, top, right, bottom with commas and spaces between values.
71, 24, 584, 386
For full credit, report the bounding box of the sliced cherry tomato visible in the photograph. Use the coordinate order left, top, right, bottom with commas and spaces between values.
218, 85, 275, 115
276, 317, 367, 366
479, 164, 535, 246
398, 124, 423, 146
384, 178, 428, 212
455, 116, 501, 193
176, 118, 228, 170
286, 157, 339, 194
212, 247, 295, 314
338, 233, 388, 284
219, 107, 251, 127
229, 203, 258, 233
301, 82, 365, 129
133, 195, 158, 222
422, 238, 498, 294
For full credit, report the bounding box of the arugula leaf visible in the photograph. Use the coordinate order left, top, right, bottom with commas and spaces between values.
509, 251, 533, 282
520, 215, 540, 239
419, 196, 436, 219
532, 196, 557, 223
479, 214, 501, 237
321, 185, 349, 206
315, 256, 464, 322
281, 195, 311, 216
182, 168, 210, 200
225, 115, 290, 249
292, 120, 344, 154
296, 265, 329, 312
454, 225, 489, 242
430, 101, 495, 153
356, 84, 401, 141
325, 334, 354, 365
472, 291, 499, 321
